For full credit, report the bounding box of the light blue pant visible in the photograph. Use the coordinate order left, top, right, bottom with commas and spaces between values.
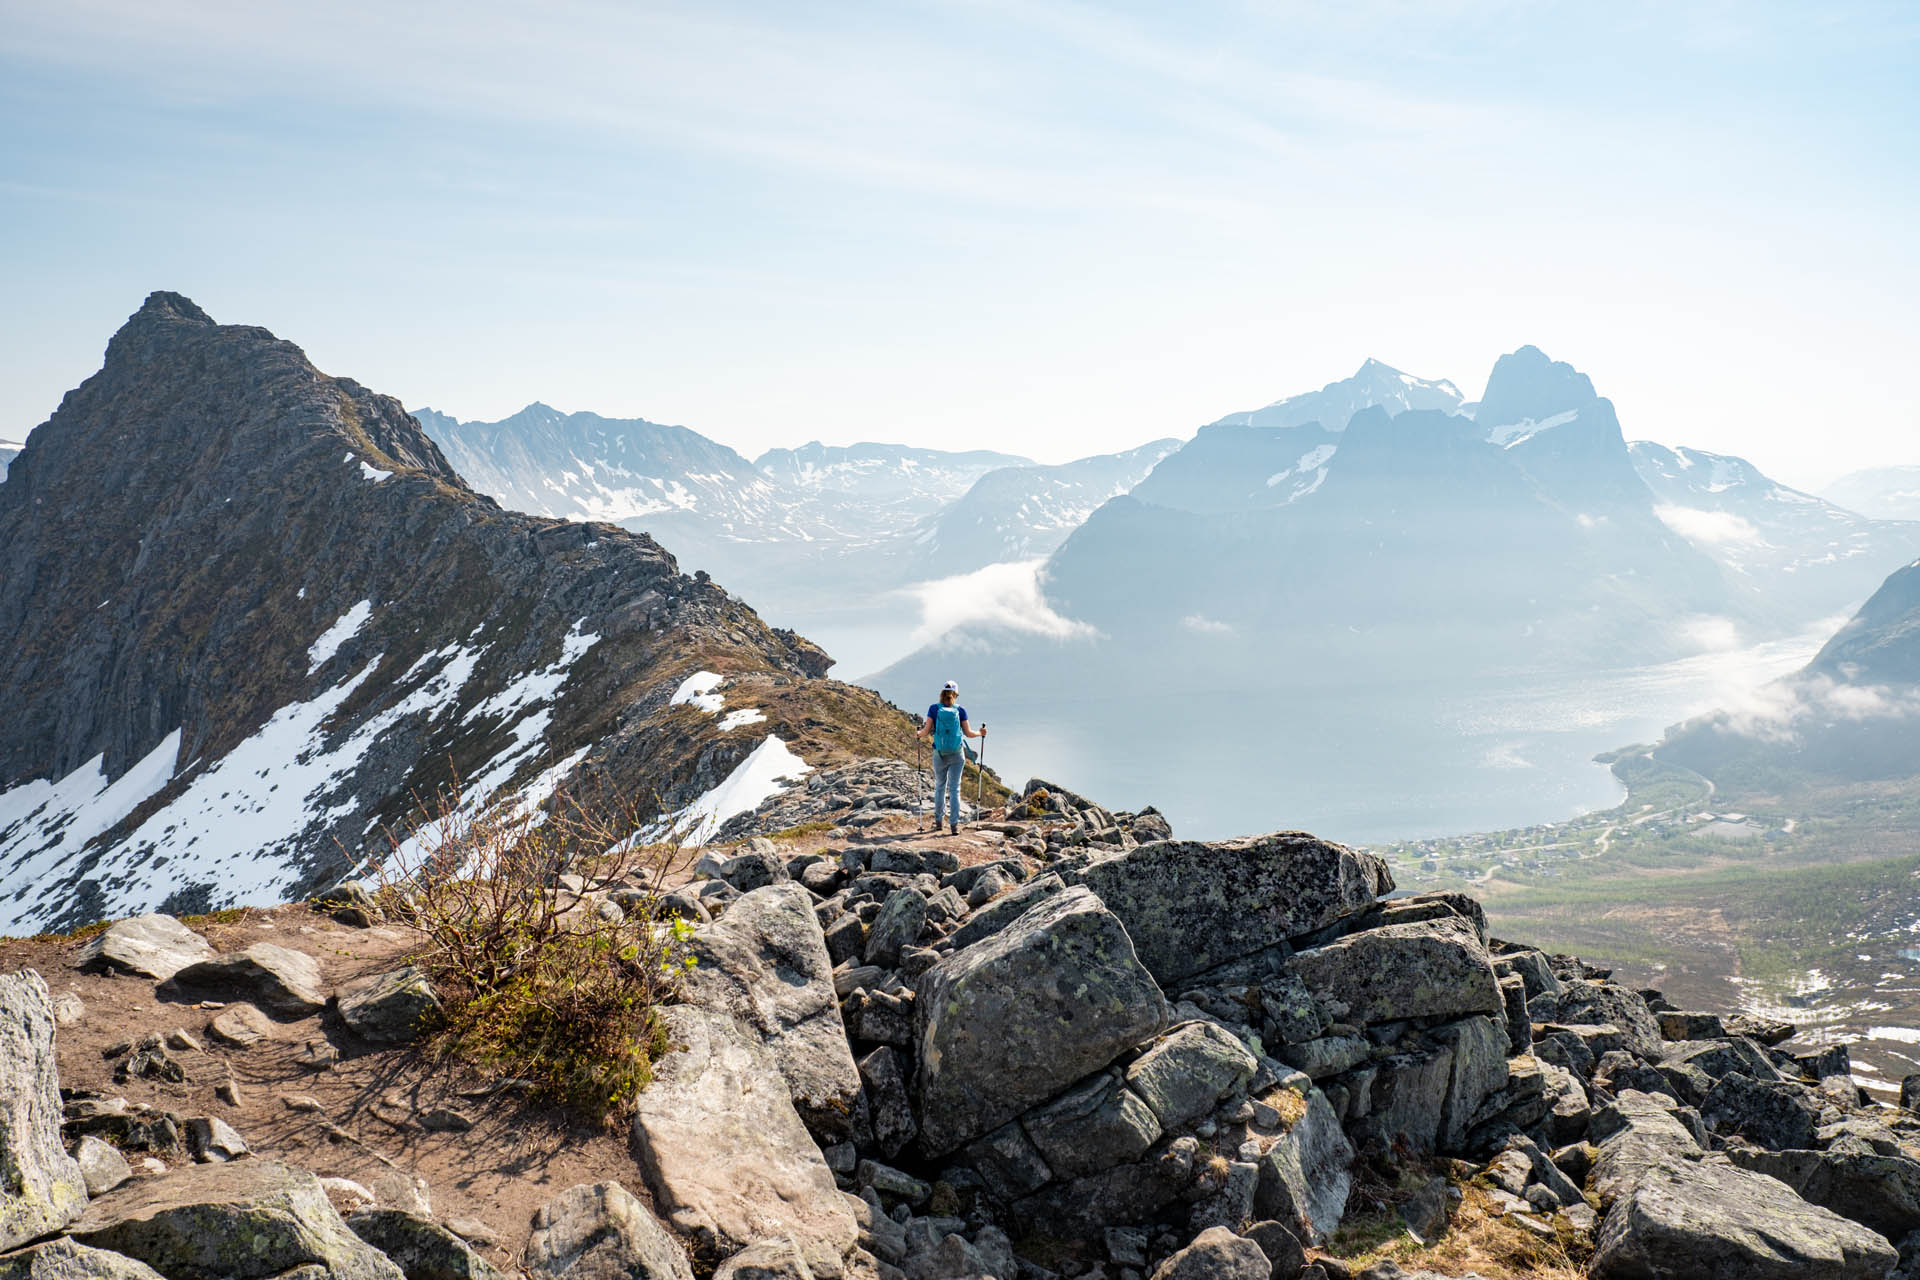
932, 750, 965, 826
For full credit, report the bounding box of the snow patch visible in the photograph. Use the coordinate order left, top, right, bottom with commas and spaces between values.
671, 671, 726, 713
308, 600, 373, 674
719, 708, 766, 731
647, 735, 811, 847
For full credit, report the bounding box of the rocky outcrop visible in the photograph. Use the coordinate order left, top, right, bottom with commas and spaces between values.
0, 971, 87, 1251
167, 943, 328, 1019
681, 884, 863, 1141
631, 1006, 858, 1276
0, 293, 913, 936
914, 886, 1168, 1156
0, 1239, 167, 1279
335, 966, 442, 1044
74, 915, 214, 981
523, 1182, 693, 1280
69, 1159, 406, 1279
1591, 1157, 1898, 1280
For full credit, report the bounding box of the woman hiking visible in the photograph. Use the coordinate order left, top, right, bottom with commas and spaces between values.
917, 680, 985, 836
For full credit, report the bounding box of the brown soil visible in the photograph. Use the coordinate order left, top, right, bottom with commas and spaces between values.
3, 906, 644, 1273
2, 815, 1040, 1269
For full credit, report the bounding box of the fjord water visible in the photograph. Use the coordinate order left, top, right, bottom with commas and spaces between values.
941, 622, 1834, 844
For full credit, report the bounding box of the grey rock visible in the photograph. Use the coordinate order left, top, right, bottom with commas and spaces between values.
962, 1122, 1054, 1201
1010, 1146, 1192, 1240
1286, 918, 1500, 1027
184, 1115, 248, 1161
335, 966, 442, 1044
69, 1159, 405, 1279
1591, 1156, 1898, 1280
945, 874, 1066, 952
1399, 1176, 1449, 1243
76, 915, 216, 981
1730, 1146, 1920, 1239
632, 1006, 857, 1276
1700, 1072, 1821, 1151
1589, 1091, 1705, 1205
348, 1208, 509, 1280
0, 971, 89, 1250
822, 914, 865, 967
1555, 981, 1663, 1060
1491, 948, 1562, 1001
1353, 1047, 1453, 1154
1125, 1022, 1259, 1131
1021, 1073, 1162, 1180
1148, 1226, 1269, 1280
73, 1133, 133, 1195
206, 1001, 274, 1048
1275, 1034, 1370, 1081
966, 866, 1018, 909
1656, 1010, 1726, 1041
715, 1239, 816, 1280
1078, 833, 1389, 986
864, 890, 928, 968
167, 943, 328, 1019
1429, 1016, 1509, 1153
1253, 1089, 1354, 1246
1498, 976, 1530, 1056
0, 1239, 168, 1280
858, 1047, 918, 1160
915, 886, 1169, 1156
856, 1161, 929, 1206
1240, 1221, 1305, 1280
844, 990, 914, 1048
869, 847, 961, 878
721, 852, 791, 892
524, 1182, 694, 1280
1663, 1036, 1784, 1083
682, 883, 862, 1141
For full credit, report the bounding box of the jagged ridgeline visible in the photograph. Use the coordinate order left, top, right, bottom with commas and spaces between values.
0, 292, 917, 934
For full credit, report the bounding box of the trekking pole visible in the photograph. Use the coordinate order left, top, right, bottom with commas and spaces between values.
975, 731, 987, 817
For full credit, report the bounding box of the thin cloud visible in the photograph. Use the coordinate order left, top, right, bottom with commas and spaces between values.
902, 559, 1095, 647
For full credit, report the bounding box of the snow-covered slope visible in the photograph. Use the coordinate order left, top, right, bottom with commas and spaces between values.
1210, 357, 1465, 431
0, 438, 22, 480
1823, 465, 1920, 522
754, 441, 1033, 540
1631, 442, 1920, 619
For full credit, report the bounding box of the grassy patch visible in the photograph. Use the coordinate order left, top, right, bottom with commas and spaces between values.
766, 820, 837, 840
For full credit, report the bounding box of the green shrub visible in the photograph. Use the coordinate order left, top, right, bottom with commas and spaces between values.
374, 780, 697, 1124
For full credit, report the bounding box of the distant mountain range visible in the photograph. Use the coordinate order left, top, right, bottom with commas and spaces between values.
1824, 465, 1920, 521
0, 294, 902, 934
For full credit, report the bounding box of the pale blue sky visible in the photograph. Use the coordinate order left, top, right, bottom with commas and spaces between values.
2, 1, 1915, 484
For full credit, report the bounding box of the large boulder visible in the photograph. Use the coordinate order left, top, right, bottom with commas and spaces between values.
915, 886, 1168, 1156
945, 874, 1065, 951
1699, 1072, 1820, 1151
68, 1159, 405, 1279
1591, 1156, 1898, 1280
0, 1239, 167, 1279
0, 971, 89, 1250
1555, 980, 1664, 1059
1077, 833, 1388, 986
523, 1182, 694, 1280
348, 1208, 508, 1280
1253, 1089, 1354, 1246
1123, 1022, 1258, 1131
1285, 917, 1500, 1027
1730, 1147, 1920, 1240
75, 915, 215, 981
1147, 1226, 1269, 1280
681, 884, 862, 1140
632, 1006, 857, 1277
1589, 1091, 1706, 1204
1430, 1016, 1510, 1153
1019, 1071, 1162, 1180
334, 967, 442, 1044
166, 943, 327, 1019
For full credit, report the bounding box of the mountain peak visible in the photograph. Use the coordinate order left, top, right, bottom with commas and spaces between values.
134, 291, 215, 327
1475, 345, 1597, 428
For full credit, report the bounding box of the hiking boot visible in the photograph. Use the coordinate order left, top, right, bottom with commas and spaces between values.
949, 822, 959, 836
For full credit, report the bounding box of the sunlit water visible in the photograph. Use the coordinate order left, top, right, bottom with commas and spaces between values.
848, 621, 1835, 845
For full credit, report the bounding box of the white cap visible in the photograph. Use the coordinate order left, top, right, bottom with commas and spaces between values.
942, 680, 960, 693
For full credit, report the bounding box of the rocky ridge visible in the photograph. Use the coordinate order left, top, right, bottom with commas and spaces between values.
0, 293, 914, 935
6, 776, 1920, 1280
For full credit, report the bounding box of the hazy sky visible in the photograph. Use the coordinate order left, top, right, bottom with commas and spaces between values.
3, 1, 1916, 485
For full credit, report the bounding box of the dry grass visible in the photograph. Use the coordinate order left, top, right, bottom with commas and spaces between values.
1325, 1182, 1591, 1280
1261, 1085, 1310, 1128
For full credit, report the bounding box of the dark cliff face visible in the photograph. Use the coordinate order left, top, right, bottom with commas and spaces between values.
0, 292, 882, 933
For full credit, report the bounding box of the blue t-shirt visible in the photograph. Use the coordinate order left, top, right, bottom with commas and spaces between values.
928, 704, 968, 724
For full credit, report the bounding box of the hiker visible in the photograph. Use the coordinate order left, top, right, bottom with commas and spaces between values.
917, 679, 985, 835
